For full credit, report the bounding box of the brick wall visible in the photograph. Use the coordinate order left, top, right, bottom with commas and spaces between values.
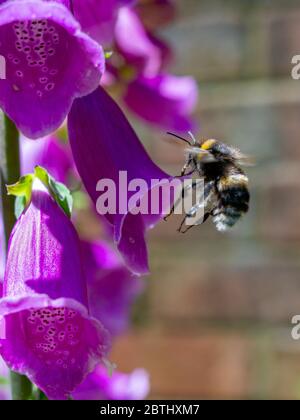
112, 0, 300, 399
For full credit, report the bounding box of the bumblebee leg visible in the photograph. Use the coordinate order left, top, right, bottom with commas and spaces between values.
174, 158, 194, 178
177, 215, 188, 232
177, 185, 213, 233
179, 211, 211, 234
165, 179, 202, 221
175, 169, 195, 179
203, 212, 211, 223
180, 224, 196, 234
164, 182, 186, 221
164, 203, 176, 221
177, 202, 200, 233
181, 161, 190, 176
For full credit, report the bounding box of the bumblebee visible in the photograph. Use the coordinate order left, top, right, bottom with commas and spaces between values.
165, 132, 252, 233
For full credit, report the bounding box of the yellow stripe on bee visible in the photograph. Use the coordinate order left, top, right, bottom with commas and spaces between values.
201, 139, 216, 150
219, 174, 248, 190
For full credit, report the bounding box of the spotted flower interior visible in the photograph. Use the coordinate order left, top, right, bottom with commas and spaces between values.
9, 19, 64, 98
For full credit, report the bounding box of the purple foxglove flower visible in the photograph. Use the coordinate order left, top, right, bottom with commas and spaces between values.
68, 87, 175, 275
123, 73, 198, 132
0, 179, 110, 400
21, 135, 73, 183
69, 0, 134, 46
0, 0, 105, 139
115, 7, 163, 76
81, 240, 144, 337
73, 366, 149, 400
147, 32, 173, 70
0, 287, 10, 401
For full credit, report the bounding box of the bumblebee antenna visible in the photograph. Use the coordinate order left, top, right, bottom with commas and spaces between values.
188, 131, 197, 145
166, 132, 192, 146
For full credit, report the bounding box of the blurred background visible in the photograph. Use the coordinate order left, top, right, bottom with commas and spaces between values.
107, 0, 300, 399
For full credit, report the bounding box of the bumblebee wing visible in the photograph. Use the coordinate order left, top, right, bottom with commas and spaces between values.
231, 148, 255, 167
234, 154, 256, 167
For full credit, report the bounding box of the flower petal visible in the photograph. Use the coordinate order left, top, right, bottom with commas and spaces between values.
21, 135, 73, 183
4, 182, 88, 305
0, 219, 4, 282
124, 73, 198, 132
115, 7, 162, 76
0, 180, 111, 399
81, 240, 144, 336
72, 0, 135, 46
0, 0, 105, 138
73, 366, 150, 400
68, 86, 174, 275
0, 295, 110, 400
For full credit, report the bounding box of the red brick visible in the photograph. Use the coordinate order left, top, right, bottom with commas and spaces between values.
258, 172, 300, 240
270, 333, 300, 399
111, 330, 254, 399
148, 245, 300, 323
269, 10, 300, 76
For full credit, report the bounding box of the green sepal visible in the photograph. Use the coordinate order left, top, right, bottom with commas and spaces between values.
49, 178, 73, 218
7, 174, 34, 199
7, 174, 34, 217
34, 166, 73, 218
14, 195, 27, 219
6, 167, 73, 220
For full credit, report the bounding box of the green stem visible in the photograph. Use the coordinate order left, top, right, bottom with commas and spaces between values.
0, 113, 33, 400
0, 114, 20, 242
10, 372, 33, 401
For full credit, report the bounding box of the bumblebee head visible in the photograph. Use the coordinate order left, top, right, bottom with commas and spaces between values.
196, 139, 252, 166
199, 139, 233, 162
166, 132, 253, 166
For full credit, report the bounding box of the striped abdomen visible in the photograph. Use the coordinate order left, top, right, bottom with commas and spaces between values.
212, 168, 250, 232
